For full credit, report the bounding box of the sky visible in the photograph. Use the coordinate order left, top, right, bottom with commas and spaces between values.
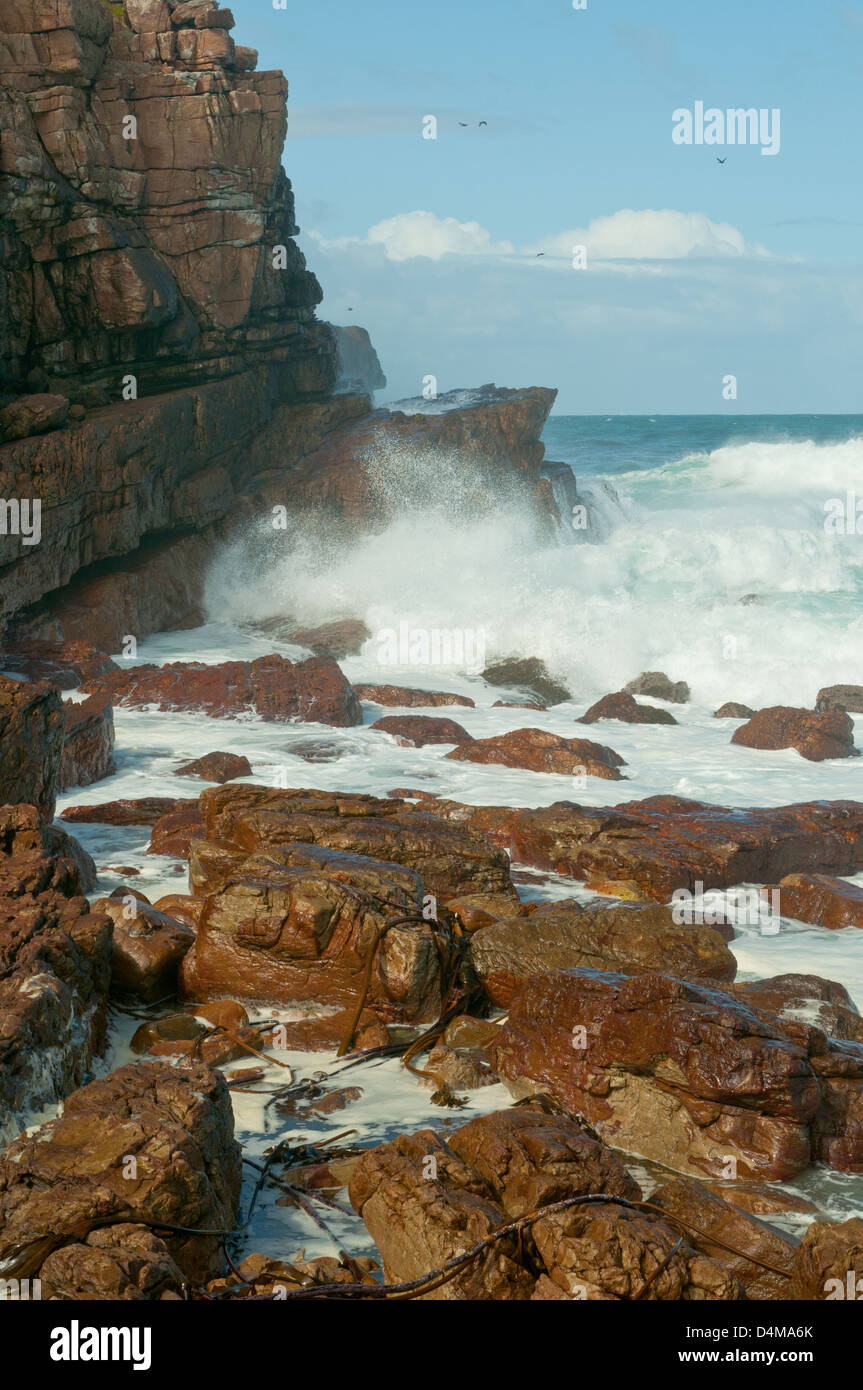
230, 0, 863, 413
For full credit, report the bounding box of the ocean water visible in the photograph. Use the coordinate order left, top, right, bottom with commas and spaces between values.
24, 414, 863, 1260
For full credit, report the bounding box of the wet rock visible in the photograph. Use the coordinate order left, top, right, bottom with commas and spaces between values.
193, 784, 517, 902
0, 805, 111, 1145
425, 794, 863, 902
0, 392, 68, 442
0, 672, 64, 818
258, 617, 371, 659
714, 702, 756, 719
0, 640, 117, 690
149, 806, 207, 856
174, 751, 252, 783
444, 893, 535, 932
180, 842, 442, 1046
0, 1062, 241, 1286
39, 1224, 186, 1301
492, 969, 820, 1181
130, 1011, 259, 1067
733, 974, 863, 1045
371, 714, 474, 746
355, 684, 475, 708
810, 1045, 863, 1170
792, 1218, 863, 1299
81, 654, 362, 727
493, 699, 547, 711
777, 873, 863, 930
469, 901, 737, 1007
731, 706, 859, 761
62, 797, 197, 827
578, 691, 678, 726
446, 727, 626, 779
58, 692, 115, 790
95, 890, 196, 1000
649, 1176, 796, 1300
425, 1016, 501, 1091
816, 685, 863, 714
624, 671, 690, 704
480, 658, 571, 706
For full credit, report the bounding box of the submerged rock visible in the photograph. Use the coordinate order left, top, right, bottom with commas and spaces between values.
731, 706, 858, 761
371, 714, 474, 746
714, 702, 756, 719
445, 727, 626, 779
174, 751, 252, 783
81, 654, 362, 726
624, 671, 690, 703
480, 657, 571, 706
355, 684, 475, 708
579, 691, 678, 726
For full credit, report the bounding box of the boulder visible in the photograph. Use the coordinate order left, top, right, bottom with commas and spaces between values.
179, 842, 442, 1048
38, 1224, 186, 1301
816, 685, 863, 714
95, 891, 196, 1000
624, 671, 690, 704
731, 706, 858, 761
792, 1219, 863, 1300
58, 692, 116, 790
714, 702, 756, 719
492, 969, 820, 1181
174, 751, 252, 783
371, 714, 473, 746
480, 658, 571, 706
649, 1176, 796, 1300
777, 873, 863, 930
578, 691, 678, 726
445, 727, 626, 779
354, 684, 474, 708
469, 901, 737, 1006
0, 392, 68, 441
80, 655, 362, 727
0, 1062, 241, 1286
423, 794, 863, 902
0, 805, 110, 1145
0, 672, 64, 818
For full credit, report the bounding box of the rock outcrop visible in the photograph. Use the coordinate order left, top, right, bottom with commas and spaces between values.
731, 706, 859, 762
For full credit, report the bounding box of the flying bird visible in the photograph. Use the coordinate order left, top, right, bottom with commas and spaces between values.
479, 121, 487, 127
716, 157, 727, 164
458, 122, 468, 127
536, 252, 545, 257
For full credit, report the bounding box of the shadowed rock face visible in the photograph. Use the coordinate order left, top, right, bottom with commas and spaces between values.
0, 671, 64, 816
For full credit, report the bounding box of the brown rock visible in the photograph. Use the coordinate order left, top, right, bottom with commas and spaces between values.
469, 901, 737, 1007
62, 796, 196, 826
81, 654, 362, 726
816, 685, 863, 714
578, 691, 678, 725
481, 657, 571, 706
731, 706, 859, 761
624, 671, 690, 703
39, 1222, 186, 1301
0, 392, 68, 441
149, 806, 206, 856
0, 805, 110, 1145
792, 1218, 863, 1299
734, 974, 863, 1045
58, 692, 115, 790
371, 714, 473, 746
424, 794, 863, 902
649, 1176, 796, 1300
714, 702, 756, 719
258, 616, 371, 659
446, 727, 626, 779
777, 873, 863, 930
0, 672, 64, 818
492, 969, 819, 1181
355, 684, 474, 708
179, 842, 442, 1045
1, 640, 116, 690
95, 891, 196, 1000
0, 1062, 241, 1285
174, 751, 252, 783
493, 699, 548, 711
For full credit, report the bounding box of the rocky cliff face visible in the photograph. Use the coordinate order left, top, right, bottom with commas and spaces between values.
0, 0, 334, 400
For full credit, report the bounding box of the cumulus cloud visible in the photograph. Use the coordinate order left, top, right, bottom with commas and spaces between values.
311, 208, 768, 266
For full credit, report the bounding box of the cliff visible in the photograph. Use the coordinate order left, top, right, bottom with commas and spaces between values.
0, 1, 560, 653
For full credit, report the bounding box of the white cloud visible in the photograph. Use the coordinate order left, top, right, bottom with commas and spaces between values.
366, 211, 515, 262
310, 208, 768, 266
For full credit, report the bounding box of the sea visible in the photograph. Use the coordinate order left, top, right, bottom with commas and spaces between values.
33, 414, 863, 1259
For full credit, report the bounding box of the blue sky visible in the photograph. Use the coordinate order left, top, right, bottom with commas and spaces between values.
231, 0, 863, 412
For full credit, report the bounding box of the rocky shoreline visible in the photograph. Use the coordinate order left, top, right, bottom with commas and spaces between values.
2, 0, 863, 1306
